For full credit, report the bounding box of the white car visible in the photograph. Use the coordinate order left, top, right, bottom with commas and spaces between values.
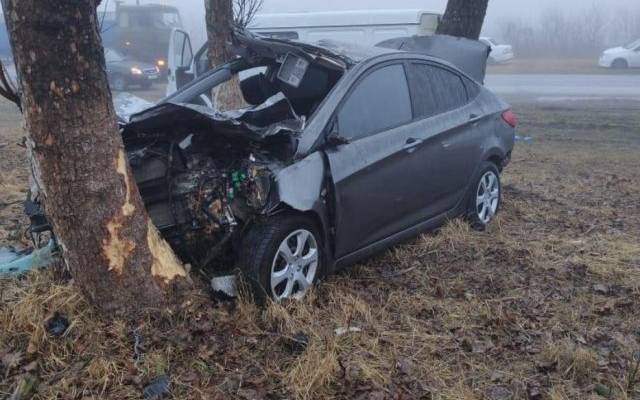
480, 37, 514, 64
599, 39, 640, 69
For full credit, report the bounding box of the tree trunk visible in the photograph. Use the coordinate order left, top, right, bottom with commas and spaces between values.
205, 0, 246, 111
3, 0, 188, 313
436, 0, 490, 40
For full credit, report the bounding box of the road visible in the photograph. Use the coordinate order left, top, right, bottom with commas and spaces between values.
119, 73, 640, 107
485, 73, 640, 101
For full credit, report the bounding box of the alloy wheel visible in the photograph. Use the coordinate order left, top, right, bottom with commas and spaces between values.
270, 229, 319, 300
476, 171, 500, 224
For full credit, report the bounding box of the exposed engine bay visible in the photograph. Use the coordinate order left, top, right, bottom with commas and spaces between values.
121, 50, 344, 269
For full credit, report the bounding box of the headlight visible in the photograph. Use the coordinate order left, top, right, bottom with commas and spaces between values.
157, 59, 166, 67
130, 67, 142, 75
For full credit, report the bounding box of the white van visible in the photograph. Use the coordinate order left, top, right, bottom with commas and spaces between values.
249, 10, 441, 47
167, 9, 442, 95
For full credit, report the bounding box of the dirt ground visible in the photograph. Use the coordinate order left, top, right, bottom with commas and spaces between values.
1, 97, 640, 399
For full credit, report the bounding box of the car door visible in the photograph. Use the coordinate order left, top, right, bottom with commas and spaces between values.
404, 61, 485, 217
326, 62, 427, 257
166, 28, 194, 96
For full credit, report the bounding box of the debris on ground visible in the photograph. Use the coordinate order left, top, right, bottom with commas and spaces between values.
211, 275, 238, 301
0, 241, 59, 275
143, 375, 170, 399
44, 312, 69, 337
334, 326, 362, 336
284, 331, 309, 354
515, 134, 533, 142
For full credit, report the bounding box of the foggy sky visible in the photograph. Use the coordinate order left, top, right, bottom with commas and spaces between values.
98, 0, 640, 47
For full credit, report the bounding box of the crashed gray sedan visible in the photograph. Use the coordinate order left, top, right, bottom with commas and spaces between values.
121, 34, 516, 302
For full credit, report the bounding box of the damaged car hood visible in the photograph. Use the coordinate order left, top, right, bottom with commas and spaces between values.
124, 92, 305, 141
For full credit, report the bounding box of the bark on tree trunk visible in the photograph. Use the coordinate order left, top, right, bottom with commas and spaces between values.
205, 0, 246, 111
436, 0, 490, 40
3, 0, 188, 313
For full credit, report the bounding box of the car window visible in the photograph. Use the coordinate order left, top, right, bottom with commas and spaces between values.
407, 63, 469, 119
338, 64, 412, 141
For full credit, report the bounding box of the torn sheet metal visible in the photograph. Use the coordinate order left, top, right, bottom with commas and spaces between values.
125, 92, 304, 141
0, 240, 59, 275
234, 30, 349, 71
376, 34, 491, 83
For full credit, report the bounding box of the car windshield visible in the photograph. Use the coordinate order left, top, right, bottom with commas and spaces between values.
623, 39, 640, 49
105, 49, 126, 63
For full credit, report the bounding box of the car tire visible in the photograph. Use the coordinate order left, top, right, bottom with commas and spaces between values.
239, 214, 325, 304
612, 59, 628, 69
467, 161, 502, 230
111, 75, 127, 91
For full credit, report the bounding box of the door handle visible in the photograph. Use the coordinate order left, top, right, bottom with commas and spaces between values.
403, 137, 423, 150
469, 114, 482, 123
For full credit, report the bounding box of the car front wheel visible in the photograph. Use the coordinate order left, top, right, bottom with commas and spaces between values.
468, 161, 501, 229
240, 214, 324, 304
612, 59, 629, 69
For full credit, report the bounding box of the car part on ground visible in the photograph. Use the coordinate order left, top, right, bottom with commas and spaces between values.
0, 240, 60, 275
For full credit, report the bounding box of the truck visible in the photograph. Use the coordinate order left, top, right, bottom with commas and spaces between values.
100, 1, 183, 75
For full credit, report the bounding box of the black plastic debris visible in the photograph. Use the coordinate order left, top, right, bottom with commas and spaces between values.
285, 331, 309, 354
45, 312, 69, 337
143, 375, 170, 399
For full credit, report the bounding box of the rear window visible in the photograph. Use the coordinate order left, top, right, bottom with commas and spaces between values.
338, 64, 412, 141
407, 63, 469, 119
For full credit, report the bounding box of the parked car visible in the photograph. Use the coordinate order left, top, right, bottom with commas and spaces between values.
599, 39, 640, 69
104, 48, 161, 91
480, 37, 514, 64
114, 32, 515, 303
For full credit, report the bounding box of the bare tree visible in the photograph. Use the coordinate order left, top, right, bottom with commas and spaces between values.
437, 0, 490, 40
234, 0, 264, 29
1, 0, 188, 313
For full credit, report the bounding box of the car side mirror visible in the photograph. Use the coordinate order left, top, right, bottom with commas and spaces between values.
326, 121, 350, 147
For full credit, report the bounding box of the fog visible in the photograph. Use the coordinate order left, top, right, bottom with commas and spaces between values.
98, 0, 640, 52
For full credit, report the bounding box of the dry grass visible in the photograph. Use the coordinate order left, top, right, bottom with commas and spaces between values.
1, 98, 640, 399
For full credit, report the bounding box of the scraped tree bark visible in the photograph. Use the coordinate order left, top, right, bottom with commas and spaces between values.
205, 0, 262, 111
2, 0, 188, 313
436, 0, 490, 40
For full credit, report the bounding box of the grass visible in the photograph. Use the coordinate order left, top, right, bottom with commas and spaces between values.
488, 57, 640, 75
1, 98, 640, 399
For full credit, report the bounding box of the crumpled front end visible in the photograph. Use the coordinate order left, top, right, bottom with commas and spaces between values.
121, 91, 306, 269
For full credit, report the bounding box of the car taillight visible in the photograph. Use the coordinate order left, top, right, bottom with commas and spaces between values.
502, 109, 517, 128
